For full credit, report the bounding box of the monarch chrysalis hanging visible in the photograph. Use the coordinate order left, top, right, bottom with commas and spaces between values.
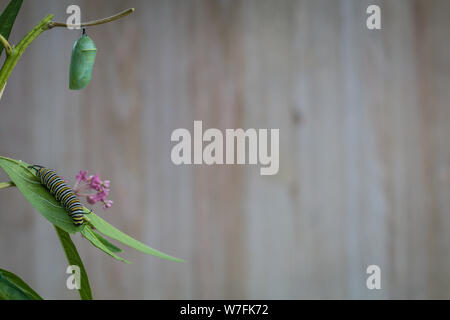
28, 165, 85, 226
69, 29, 97, 90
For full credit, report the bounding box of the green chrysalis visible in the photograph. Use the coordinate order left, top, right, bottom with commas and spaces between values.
69, 29, 97, 90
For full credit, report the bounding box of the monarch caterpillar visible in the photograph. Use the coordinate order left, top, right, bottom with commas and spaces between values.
69, 29, 97, 90
28, 165, 84, 226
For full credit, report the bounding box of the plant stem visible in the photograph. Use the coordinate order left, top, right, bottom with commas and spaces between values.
0, 82, 5, 101
0, 181, 15, 189
0, 34, 12, 56
48, 8, 134, 29
0, 14, 53, 94
0, 8, 135, 92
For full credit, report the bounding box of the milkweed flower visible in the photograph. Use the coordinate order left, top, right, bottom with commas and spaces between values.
73, 170, 113, 210
76, 170, 88, 183
103, 200, 113, 210
88, 174, 102, 191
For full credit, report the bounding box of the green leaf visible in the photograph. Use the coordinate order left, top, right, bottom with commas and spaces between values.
0, 155, 183, 264
81, 227, 130, 264
0, 0, 23, 57
0, 268, 42, 300
84, 211, 184, 262
0, 276, 31, 300
54, 226, 93, 300
92, 229, 122, 253
0, 156, 82, 234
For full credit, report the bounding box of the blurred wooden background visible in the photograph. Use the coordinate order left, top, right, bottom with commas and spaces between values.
0, 0, 449, 299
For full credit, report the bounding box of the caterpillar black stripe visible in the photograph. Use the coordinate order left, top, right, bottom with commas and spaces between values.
28, 165, 84, 226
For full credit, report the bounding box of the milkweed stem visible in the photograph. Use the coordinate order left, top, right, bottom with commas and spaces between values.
0, 34, 12, 56
0, 181, 15, 189
0, 15, 53, 95
48, 8, 134, 29
0, 82, 5, 100
0, 8, 135, 100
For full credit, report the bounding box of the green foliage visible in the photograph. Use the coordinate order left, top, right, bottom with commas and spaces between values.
0, 14, 53, 96
0, 6, 173, 300
81, 227, 130, 264
0, 156, 81, 233
54, 226, 93, 300
0, 156, 183, 263
92, 229, 122, 253
0, 0, 23, 57
84, 210, 184, 262
0, 268, 42, 300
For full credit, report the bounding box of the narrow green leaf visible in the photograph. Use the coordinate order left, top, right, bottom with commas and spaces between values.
54, 226, 92, 300
0, 0, 23, 57
81, 227, 130, 264
92, 229, 122, 253
84, 211, 184, 262
0, 156, 183, 264
0, 268, 42, 300
0, 276, 30, 300
0, 156, 82, 234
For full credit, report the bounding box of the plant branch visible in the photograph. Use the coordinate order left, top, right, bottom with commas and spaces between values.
0, 14, 53, 94
48, 8, 134, 29
0, 34, 12, 56
0, 181, 15, 189
0, 8, 134, 100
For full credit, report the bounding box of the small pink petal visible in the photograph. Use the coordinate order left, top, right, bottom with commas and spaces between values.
89, 174, 102, 191
86, 195, 97, 205
103, 200, 113, 210
76, 170, 88, 183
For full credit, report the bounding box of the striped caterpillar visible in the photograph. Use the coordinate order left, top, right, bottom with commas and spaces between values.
28, 165, 84, 226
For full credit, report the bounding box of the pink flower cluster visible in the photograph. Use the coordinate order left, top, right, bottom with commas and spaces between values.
73, 170, 113, 210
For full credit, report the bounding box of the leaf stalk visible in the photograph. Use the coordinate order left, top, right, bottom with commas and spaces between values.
0, 181, 15, 189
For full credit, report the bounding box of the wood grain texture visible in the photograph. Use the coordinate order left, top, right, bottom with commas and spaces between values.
0, 0, 449, 299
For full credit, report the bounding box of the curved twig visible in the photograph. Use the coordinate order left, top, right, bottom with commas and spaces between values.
47, 8, 134, 29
